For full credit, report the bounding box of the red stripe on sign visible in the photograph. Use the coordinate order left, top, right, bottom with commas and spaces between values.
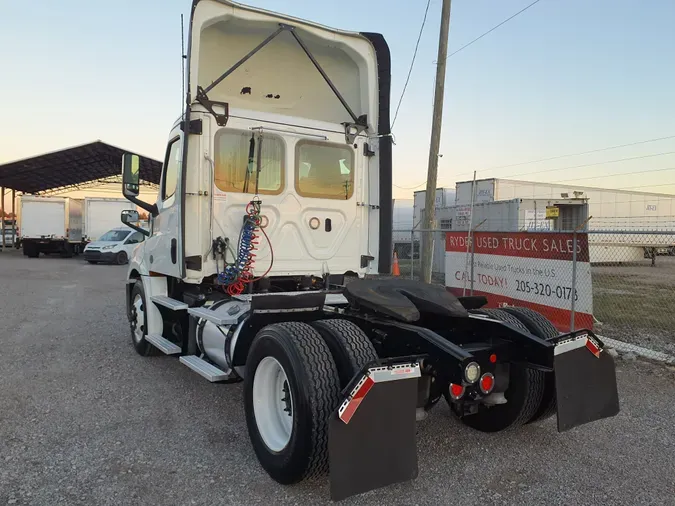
445, 232, 590, 262
448, 287, 594, 333
339, 376, 375, 424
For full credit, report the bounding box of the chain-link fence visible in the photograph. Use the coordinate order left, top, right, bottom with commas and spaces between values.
393, 228, 675, 359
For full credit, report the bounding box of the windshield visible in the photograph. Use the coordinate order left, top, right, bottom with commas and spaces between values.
99, 230, 130, 242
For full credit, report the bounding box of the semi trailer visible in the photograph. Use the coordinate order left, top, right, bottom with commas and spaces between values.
118, 1, 620, 500
19, 196, 86, 257
84, 197, 137, 241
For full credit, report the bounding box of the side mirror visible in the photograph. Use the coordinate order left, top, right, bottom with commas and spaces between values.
121, 209, 139, 224
121, 209, 150, 237
122, 154, 140, 197
120, 153, 158, 217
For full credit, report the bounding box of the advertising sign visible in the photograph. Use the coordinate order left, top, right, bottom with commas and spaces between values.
524, 210, 552, 231
546, 206, 560, 218
445, 232, 593, 331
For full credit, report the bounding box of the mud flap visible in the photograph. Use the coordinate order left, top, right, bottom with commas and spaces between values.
328, 362, 421, 501
554, 333, 619, 432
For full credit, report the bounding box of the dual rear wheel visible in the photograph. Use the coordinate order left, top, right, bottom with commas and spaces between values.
456, 307, 559, 432
244, 319, 377, 484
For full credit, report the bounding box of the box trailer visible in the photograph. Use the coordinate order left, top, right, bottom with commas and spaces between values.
84, 197, 137, 241
455, 178, 675, 231
19, 196, 85, 258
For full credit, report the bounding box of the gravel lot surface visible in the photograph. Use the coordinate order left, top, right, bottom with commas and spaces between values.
1, 250, 674, 505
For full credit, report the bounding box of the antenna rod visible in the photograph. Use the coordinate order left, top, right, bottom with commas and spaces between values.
181, 14, 186, 115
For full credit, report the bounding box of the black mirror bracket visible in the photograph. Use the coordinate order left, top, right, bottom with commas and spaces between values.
124, 194, 158, 218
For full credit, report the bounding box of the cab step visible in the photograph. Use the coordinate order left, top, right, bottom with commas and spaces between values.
146, 334, 182, 355
179, 355, 231, 382
150, 295, 188, 311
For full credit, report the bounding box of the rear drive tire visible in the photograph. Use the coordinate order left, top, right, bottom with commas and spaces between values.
129, 280, 157, 357
244, 322, 340, 484
311, 319, 378, 388
60, 243, 74, 258
116, 251, 128, 265
455, 308, 545, 432
502, 307, 559, 423
24, 244, 39, 258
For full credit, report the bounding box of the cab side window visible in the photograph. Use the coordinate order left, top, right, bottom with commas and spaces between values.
162, 138, 181, 201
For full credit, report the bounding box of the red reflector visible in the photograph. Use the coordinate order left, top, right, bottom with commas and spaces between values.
449, 383, 464, 399
586, 338, 601, 358
489, 354, 497, 363
339, 376, 374, 424
480, 373, 494, 394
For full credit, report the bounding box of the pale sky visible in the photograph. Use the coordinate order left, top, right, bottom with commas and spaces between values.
1, 0, 674, 201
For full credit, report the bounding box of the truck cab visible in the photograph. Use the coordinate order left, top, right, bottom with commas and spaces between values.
122, 0, 392, 291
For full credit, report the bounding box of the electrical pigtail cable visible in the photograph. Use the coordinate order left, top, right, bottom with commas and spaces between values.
217, 132, 274, 295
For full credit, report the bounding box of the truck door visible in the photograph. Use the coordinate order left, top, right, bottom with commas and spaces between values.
143, 128, 183, 277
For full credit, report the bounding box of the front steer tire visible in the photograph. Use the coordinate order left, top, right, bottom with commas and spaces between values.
457, 308, 545, 432
129, 280, 157, 357
244, 322, 341, 484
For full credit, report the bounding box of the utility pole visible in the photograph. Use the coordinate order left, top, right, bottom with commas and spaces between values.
421, 0, 452, 283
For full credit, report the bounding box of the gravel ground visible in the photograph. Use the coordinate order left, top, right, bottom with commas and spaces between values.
1, 250, 674, 505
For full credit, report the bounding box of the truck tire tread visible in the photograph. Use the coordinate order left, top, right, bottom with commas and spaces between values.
459, 308, 545, 432
129, 280, 158, 357
244, 322, 340, 483
312, 319, 378, 388
502, 306, 559, 422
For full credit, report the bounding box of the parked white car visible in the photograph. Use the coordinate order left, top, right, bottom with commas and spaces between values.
83, 227, 145, 265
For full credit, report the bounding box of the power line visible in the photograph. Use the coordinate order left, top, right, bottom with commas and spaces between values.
468, 151, 675, 182
617, 182, 675, 191
553, 167, 675, 184
393, 181, 429, 190
468, 134, 675, 176
393, 135, 675, 191
445, 0, 542, 60
391, 0, 432, 130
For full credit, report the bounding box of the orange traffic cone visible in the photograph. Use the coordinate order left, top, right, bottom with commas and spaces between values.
392, 251, 401, 276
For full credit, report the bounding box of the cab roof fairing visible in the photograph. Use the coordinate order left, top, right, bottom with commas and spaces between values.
187, 0, 381, 132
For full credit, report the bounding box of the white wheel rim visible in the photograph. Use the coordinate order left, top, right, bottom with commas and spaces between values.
132, 294, 144, 343
253, 357, 294, 452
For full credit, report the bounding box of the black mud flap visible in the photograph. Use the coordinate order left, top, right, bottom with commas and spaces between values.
328, 362, 420, 502
554, 333, 620, 432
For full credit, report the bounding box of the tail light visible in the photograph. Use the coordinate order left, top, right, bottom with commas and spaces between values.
479, 373, 495, 394
449, 383, 465, 400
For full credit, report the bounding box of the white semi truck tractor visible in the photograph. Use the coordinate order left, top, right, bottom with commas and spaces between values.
119, 1, 620, 500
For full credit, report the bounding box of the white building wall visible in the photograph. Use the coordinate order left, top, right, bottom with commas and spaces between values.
455, 179, 675, 231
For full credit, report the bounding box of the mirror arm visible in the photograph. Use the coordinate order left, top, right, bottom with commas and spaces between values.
121, 221, 150, 237
124, 194, 159, 217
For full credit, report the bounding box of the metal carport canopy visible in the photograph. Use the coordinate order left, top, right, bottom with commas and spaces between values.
0, 141, 162, 195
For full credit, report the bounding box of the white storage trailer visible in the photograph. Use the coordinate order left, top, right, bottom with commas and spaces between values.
84, 197, 137, 241
455, 178, 675, 231
19, 196, 85, 257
